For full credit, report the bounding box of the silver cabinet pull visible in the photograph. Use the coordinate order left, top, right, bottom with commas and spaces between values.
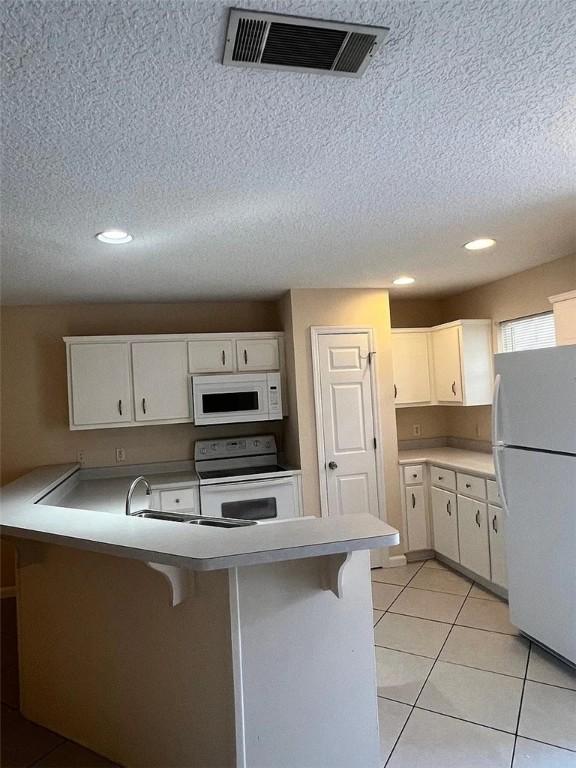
142, 397, 146, 414
492, 515, 498, 533
452, 381, 456, 395
411, 493, 416, 509
328, 461, 338, 470
394, 384, 397, 399
244, 349, 248, 365
118, 399, 122, 416
222, 349, 226, 366
447, 500, 452, 516
475, 510, 481, 527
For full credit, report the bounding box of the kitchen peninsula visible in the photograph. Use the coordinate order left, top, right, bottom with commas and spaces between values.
1, 462, 398, 768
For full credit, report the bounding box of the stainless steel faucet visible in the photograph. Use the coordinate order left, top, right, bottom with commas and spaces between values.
125, 475, 152, 516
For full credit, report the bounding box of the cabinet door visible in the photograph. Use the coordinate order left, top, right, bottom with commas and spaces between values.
69, 343, 132, 426
392, 333, 431, 405
458, 495, 490, 580
488, 504, 507, 589
405, 485, 428, 551
188, 339, 234, 373
431, 487, 459, 562
432, 326, 463, 403
132, 342, 190, 422
236, 339, 279, 371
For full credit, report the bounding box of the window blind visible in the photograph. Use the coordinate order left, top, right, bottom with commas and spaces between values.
500, 312, 556, 353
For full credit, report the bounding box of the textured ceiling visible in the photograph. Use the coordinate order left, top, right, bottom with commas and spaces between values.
1, 0, 575, 304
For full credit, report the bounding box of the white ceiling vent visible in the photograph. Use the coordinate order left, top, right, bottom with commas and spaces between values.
223, 8, 389, 78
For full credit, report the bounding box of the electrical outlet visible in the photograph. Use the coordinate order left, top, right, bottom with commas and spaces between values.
77, 449, 86, 465
412, 424, 422, 437
116, 448, 126, 463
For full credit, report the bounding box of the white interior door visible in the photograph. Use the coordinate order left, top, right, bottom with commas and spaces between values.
316, 333, 380, 521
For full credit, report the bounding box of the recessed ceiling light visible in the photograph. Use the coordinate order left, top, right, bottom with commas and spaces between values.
96, 229, 133, 244
393, 276, 415, 286
463, 238, 496, 251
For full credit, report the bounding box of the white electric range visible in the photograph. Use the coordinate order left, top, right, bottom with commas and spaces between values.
194, 435, 301, 521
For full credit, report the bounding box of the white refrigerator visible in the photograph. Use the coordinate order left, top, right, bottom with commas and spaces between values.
493, 345, 576, 665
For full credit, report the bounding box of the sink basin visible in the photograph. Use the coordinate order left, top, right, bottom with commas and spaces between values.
131, 510, 257, 527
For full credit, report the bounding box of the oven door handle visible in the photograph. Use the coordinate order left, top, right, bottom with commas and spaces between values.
201, 477, 295, 493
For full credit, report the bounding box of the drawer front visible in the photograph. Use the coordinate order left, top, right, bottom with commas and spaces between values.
487, 479, 502, 505
403, 464, 424, 484
160, 488, 198, 512
430, 466, 456, 491
457, 472, 487, 500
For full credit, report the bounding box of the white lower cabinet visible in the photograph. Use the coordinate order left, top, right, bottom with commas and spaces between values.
457, 495, 491, 581
431, 487, 459, 562
488, 503, 507, 589
404, 484, 428, 551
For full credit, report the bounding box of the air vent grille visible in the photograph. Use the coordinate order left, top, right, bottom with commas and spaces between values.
232, 18, 267, 63
261, 23, 347, 70
334, 33, 377, 73
223, 9, 389, 79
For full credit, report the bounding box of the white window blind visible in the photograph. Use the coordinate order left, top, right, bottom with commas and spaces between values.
500, 312, 556, 353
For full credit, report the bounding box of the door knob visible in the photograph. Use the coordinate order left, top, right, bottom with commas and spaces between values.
328, 461, 338, 470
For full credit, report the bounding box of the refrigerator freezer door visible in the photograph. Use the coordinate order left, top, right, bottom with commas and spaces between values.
500, 446, 576, 663
494, 346, 576, 454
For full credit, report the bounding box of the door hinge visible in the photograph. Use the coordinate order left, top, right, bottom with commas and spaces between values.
373, 437, 377, 450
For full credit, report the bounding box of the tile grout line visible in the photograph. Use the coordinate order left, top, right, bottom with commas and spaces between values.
510, 641, 532, 768
381, 561, 474, 767
28, 737, 67, 767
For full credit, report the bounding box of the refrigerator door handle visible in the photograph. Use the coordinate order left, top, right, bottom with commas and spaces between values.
492, 373, 503, 446
493, 445, 509, 518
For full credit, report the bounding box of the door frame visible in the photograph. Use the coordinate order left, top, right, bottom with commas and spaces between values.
310, 326, 388, 523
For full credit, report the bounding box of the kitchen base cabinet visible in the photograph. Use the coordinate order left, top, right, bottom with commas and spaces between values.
404, 484, 428, 551
431, 487, 459, 562
457, 495, 490, 581
488, 503, 508, 589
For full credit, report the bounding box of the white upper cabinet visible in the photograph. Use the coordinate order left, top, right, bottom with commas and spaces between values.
431, 321, 493, 406
392, 331, 432, 405
432, 326, 463, 403
69, 343, 133, 428
236, 338, 280, 371
392, 320, 493, 407
132, 342, 190, 422
188, 339, 235, 373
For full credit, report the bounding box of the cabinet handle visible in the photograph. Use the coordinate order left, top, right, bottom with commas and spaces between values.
452, 381, 456, 395
411, 493, 416, 509
447, 500, 451, 516
466, 482, 472, 489
142, 397, 146, 414
412, 473, 418, 479
222, 350, 226, 366
438, 475, 444, 480
492, 514, 498, 533
174, 498, 180, 504
394, 384, 397, 399
244, 349, 248, 365
475, 510, 481, 527
118, 399, 122, 416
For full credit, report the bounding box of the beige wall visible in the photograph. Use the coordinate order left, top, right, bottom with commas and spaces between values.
389, 298, 444, 328
395, 406, 448, 441
284, 289, 402, 547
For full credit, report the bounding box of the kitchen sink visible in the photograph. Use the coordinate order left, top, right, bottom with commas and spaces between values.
131, 511, 257, 527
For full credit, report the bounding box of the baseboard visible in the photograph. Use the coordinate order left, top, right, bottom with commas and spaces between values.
405, 549, 435, 563
384, 554, 407, 568
0, 586, 16, 599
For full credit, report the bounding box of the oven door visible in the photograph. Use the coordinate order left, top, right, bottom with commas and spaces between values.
200, 477, 298, 520
192, 374, 269, 425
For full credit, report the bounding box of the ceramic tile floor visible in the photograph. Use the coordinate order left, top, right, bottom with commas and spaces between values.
373, 559, 576, 768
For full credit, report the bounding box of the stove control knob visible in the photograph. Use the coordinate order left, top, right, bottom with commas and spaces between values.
265, 440, 272, 448
200, 448, 207, 455
253, 440, 260, 447
211, 443, 218, 451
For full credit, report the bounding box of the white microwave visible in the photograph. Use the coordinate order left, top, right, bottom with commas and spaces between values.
191, 372, 283, 426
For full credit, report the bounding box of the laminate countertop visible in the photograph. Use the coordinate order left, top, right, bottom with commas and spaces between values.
398, 447, 495, 477
0, 463, 399, 571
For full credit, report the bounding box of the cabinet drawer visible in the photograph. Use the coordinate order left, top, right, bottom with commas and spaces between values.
457, 472, 486, 500
430, 466, 456, 490
487, 479, 502, 505
403, 465, 423, 484
159, 488, 198, 512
